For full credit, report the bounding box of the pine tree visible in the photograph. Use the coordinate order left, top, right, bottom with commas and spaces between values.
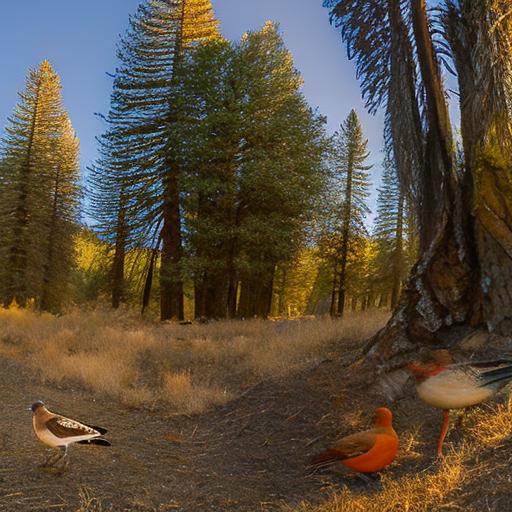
321, 110, 372, 317
373, 152, 406, 309
89, 0, 220, 319
235, 23, 328, 318
0, 61, 80, 310
170, 23, 328, 318
40, 116, 81, 312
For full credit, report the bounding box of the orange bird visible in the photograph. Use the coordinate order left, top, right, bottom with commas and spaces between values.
311, 407, 399, 474
406, 356, 512, 456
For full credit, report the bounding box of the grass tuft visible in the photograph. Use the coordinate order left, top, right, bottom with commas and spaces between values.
76, 487, 103, 512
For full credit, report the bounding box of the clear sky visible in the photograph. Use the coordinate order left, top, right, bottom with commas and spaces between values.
0, 1, 384, 214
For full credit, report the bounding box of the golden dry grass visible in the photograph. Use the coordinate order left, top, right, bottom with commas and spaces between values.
76, 487, 103, 512
0, 305, 388, 414
464, 399, 512, 445
293, 450, 469, 512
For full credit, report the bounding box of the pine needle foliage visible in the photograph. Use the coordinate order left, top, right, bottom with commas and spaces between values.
170, 22, 328, 318
90, 12, 328, 319
319, 110, 372, 317
88, 0, 220, 317
373, 152, 408, 309
0, 60, 80, 312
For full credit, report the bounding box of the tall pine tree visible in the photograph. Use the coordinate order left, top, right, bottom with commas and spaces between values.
171, 23, 328, 318
373, 152, 406, 309
321, 110, 372, 317
89, 0, 220, 319
40, 116, 80, 312
0, 60, 80, 311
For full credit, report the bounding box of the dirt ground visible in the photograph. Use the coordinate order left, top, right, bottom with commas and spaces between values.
0, 338, 499, 512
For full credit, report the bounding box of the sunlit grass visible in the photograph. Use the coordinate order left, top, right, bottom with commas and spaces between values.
293, 449, 468, 512
0, 306, 387, 413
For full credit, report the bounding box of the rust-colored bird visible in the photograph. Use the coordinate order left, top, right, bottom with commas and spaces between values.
311, 407, 399, 474
406, 353, 512, 456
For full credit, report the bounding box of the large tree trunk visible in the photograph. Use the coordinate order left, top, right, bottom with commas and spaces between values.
111, 196, 126, 309
367, 0, 478, 368
160, 170, 184, 321
443, 1, 512, 336
390, 190, 405, 309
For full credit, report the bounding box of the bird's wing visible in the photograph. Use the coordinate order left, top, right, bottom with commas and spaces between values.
77, 438, 112, 446
461, 359, 512, 368
333, 430, 377, 458
311, 431, 377, 466
86, 424, 108, 435
446, 361, 512, 384
46, 416, 100, 438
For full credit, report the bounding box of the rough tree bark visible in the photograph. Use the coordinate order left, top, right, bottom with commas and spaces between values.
390, 191, 404, 309
444, 0, 512, 336
160, 169, 184, 320
367, 0, 479, 368
111, 193, 126, 309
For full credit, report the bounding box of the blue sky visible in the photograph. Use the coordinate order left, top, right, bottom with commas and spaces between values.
0, 1, 384, 214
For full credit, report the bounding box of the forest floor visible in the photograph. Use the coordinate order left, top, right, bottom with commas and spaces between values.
1, 314, 512, 511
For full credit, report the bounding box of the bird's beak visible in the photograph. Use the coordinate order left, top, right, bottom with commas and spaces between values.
27, 406, 32, 412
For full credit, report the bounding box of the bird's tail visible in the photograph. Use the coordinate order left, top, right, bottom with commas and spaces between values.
310, 449, 343, 467
78, 438, 111, 446
480, 365, 512, 387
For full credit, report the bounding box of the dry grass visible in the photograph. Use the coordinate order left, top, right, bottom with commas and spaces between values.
294, 450, 469, 512
76, 487, 103, 512
0, 304, 387, 414
465, 398, 512, 445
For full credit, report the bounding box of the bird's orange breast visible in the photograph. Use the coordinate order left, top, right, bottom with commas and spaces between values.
341, 434, 398, 473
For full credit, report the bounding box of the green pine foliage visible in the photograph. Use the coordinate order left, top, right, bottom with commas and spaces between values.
0, 60, 80, 311
90, 11, 328, 319
40, 116, 81, 312
373, 151, 417, 309
373, 152, 404, 308
318, 109, 372, 316
171, 22, 328, 318
89, 0, 220, 318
